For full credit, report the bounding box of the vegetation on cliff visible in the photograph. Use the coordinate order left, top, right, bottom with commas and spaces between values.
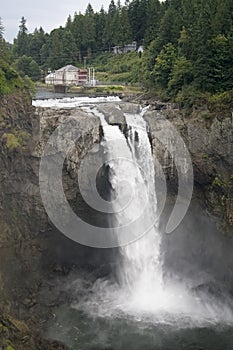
2, 130, 30, 150
0, 314, 68, 349
0, 59, 25, 95
0, 18, 34, 96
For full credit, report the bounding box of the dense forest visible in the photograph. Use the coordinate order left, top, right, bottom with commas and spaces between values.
0, 0, 233, 103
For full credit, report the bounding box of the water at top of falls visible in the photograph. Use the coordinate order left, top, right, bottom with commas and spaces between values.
32, 96, 121, 108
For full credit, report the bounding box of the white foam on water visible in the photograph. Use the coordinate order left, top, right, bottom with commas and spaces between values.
32, 96, 121, 108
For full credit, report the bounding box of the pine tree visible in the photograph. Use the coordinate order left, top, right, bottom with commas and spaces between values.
14, 17, 29, 57
0, 17, 6, 60
13, 55, 41, 81
119, 6, 132, 45
62, 30, 77, 65
47, 28, 64, 69
214, 0, 233, 35
128, 0, 147, 42
0, 17, 4, 38
72, 13, 85, 60
66, 15, 73, 32
94, 7, 107, 50
27, 27, 46, 65
168, 56, 193, 96
83, 4, 96, 57
103, 0, 118, 49
144, 0, 161, 46
152, 43, 177, 88
157, 6, 182, 50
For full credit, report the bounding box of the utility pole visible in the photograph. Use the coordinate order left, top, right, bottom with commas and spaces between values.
88, 67, 91, 86
84, 56, 87, 69
87, 67, 96, 86
93, 67, 95, 86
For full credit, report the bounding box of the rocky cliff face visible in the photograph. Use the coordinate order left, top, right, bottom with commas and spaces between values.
0, 90, 37, 313
144, 106, 233, 231
0, 91, 104, 346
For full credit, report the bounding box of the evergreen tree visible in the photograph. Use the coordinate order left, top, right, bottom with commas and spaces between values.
118, 6, 132, 45
214, 0, 233, 35
72, 13, 85, 60
83, 4, 96, 57
168, 56, 193, 95
62, 29, 77, 65
0, 17, 6, 60
94, 7, 107, 50
66, 15, 73, 32
27, 27, 46, 65
128, 0, 147, 42
14, 17, 29, 57
152, 43, 177, 88
157, 7, 182, 50
103, 0, 117, 49
47, 28, 64, 69
29, 59, 41, 81
13, 55, 41, 81
40, 35, 50, 68
144, 0, 161, 46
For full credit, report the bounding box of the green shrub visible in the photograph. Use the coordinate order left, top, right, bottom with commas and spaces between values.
0, 59, 25, 95
93, 52, 142, 84
207, 89, 233, 116
175, 85, 202, 108
212, 177, 228, 189
2, 130, 30, 150
2, 133, 20, 150
201, 112, 212, 120
202, 154, 209, 159
5, 339, 15, 350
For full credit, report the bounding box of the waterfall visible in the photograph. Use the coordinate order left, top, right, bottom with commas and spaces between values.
97, 108, 165, 312
119, 112, 163, 294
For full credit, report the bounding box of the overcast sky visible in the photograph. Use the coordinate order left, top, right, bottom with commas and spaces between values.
1, 0, 110, 42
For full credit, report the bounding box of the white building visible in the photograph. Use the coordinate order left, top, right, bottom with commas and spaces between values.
113, 41, 137, 54
54, 65, 79, 86
45, 72, 55, 84
45, 65, 88, 86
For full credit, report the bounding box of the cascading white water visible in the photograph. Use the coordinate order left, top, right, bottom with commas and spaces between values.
96, 109, 184, 315
97, 109, 163, 285
117, 112, 164, 302
96, 110, 158, 248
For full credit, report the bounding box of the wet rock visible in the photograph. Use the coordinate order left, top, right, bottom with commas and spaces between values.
97, 103, 125, 129
0, 314, 69, 349
145, 105, 233, 229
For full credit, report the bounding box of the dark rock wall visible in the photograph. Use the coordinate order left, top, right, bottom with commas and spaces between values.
144, 107, 233, 231
0, 93, 110, 320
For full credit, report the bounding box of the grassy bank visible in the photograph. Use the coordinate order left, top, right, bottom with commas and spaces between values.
35, 82, 142, 96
